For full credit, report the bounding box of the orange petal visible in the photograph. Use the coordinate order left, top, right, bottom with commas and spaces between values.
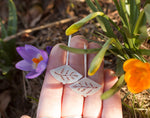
123, 59, 141, 72
140, 73, 150, 91
127, 85, 144, 93
124, 70, 139, 89
125, 69, 150, 93
127, 77, 150, 93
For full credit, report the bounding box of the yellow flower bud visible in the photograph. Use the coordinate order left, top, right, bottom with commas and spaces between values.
65, 12, 105, 36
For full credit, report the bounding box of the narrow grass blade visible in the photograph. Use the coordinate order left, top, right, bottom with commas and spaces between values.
3, 0, 17, 62
115, 59, 124, 76
94, 0, 102, 11
139, 49, 150, 56
113, 0, 128, 28
86, 0, 115, 37
131, 1, 140, 21
101, 74, 125, 100
127, 0, 140, 33
135, 26, 148, 48
0, 19, 8, 39
7, 0, 17, 36
133, 10, 146, 35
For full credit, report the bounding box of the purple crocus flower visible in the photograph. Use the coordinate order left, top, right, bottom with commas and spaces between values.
46, 46, 53, 55
15, 44, 48, 79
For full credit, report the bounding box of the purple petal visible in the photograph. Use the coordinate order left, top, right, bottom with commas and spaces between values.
25, 71, 42, 79
25, 45, 40, 58
46, 46, 53, 55
36, 61, 47, 72
16, 47, 32, 62
40, 50, 48, 63
15, 60, 34, 71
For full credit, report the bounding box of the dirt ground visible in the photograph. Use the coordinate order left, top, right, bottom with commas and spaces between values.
0, 0, 150, 118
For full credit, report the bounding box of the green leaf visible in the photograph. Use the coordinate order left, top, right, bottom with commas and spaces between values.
1, 0, 18, 62
107, 49, 126, 60
0, 19, 8, 39
144, 4, 150, 25
101, 74, 125, 100
135, 26, 148, 48
121, 26, 132, 38
126, 0, 140, 33
7, 0, 17, 36
117, 0, 129, 28
86, 0, 97, 11
0, 49, 12, 75
0, 49, 11, 64
94, 0, 102, 11
59, 45, 100, 54
2, 39, 16, 62
139, 49, 150, 56
120, 0, 128, 21
86, 0, 115, 38
133, 10, 146, 35
115, 59, 124, 76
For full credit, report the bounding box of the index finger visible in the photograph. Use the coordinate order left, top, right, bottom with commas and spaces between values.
37, 43, 66, 118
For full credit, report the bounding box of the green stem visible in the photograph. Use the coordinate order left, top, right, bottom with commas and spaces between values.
127, 38, 134, 49
112, 39, 129, 60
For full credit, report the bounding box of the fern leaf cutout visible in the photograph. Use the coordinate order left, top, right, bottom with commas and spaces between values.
50, 65, 83, 84
70, 77, 101, 97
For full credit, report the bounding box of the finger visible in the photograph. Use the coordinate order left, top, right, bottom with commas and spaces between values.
83, 42, 104, 117
101, 69, 122, 118
37, 43, 66, 118
61, 35, 88, 117
20, 115, 31, 118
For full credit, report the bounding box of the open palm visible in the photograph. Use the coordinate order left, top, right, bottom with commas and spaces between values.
22, 35, 122, 118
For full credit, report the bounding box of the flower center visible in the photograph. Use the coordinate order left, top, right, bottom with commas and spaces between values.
32, 55, 43, 68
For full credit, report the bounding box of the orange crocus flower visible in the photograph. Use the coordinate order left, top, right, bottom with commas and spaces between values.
123, 59, 150, 93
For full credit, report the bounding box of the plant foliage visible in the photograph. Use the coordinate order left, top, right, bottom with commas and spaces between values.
0, 0, 17, 77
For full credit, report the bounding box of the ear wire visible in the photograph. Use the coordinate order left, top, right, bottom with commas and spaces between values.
84, 44, 87, 78
66, 35, 72, 65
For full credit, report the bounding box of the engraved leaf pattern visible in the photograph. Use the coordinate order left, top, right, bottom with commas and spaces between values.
50, 65, 82, 84
70, 77, 101, 97
54, 68, 79, 80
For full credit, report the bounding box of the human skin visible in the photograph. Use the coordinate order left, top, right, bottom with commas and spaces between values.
21, 35, 122, 118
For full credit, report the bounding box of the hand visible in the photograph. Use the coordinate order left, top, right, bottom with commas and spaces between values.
22, 35, 122, 118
